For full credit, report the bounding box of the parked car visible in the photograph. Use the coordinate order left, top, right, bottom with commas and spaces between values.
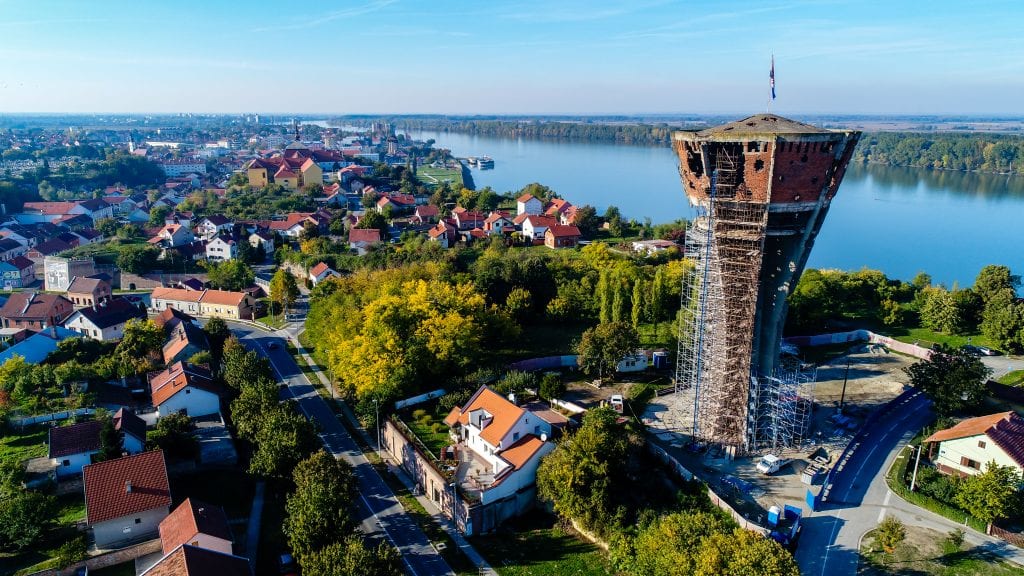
976, 346, 998, 356
756, 454, 791, 475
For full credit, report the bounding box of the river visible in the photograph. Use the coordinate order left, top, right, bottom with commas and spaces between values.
406, 130, 1024, 288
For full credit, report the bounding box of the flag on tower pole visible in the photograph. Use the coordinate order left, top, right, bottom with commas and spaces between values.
770, 55, 776, 100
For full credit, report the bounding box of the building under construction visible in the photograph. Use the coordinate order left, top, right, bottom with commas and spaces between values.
673, 114, 860, 456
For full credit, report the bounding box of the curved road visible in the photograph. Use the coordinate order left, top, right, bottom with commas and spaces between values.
796, 391, 1024, 575
229, 321, 453, 576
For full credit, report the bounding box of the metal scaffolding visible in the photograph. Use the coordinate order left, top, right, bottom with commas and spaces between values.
750, 360, 817, 451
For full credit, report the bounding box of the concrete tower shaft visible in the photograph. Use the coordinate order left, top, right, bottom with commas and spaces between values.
673, 114, 860, 452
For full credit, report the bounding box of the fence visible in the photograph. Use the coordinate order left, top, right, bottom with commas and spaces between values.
394, 388, 447, 411
12, 408, 95, 428
783, 330, 932, 360
646, 441, 769, 535
26, 538, 161, 576
507, 355, 578, 372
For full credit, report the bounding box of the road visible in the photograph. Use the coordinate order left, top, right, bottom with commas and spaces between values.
229, 321, 453, 576
796, 390, 1024, 575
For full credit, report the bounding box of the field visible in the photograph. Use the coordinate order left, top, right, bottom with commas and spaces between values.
471, 512, 612, 576
859, 524, 1024, 575
417, 165, 464, 188
0, 426, 48, 467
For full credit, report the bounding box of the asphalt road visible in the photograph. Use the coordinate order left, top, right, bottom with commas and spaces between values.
229, 322, 454, 576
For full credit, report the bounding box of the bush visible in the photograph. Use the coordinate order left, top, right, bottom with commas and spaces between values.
411, 409, 428, 420
941, 528, 965, 555
419, 415, 433, 426
55, 536, 88, 568
430, 422, 445, 434
539, 373, 566, 401
438, 389, 472, 414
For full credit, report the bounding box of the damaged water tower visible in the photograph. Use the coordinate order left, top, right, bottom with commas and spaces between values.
673, 114, 861, 456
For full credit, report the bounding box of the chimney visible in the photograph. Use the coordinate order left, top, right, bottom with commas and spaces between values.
125, 480, 133, 494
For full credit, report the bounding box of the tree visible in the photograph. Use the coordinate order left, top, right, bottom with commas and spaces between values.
954, 460, 1020, 526
573, 204, 599, 237
619, 511, 733, 576
148, 204, 171, 227
539, 373, 566, 401
631, 278, 645, 330
299, 536, 403, 576
874, 516, 906, 554
536, 406, 639, 538
269, 269, 299, 317
221, 337, 274, 390
95, 217, 119, 237
148, 413, 199, 460
903, 344, 991, 416
248, 404, 319, 478
97, 415, 123, 461
356, 210, 389, 237
203, 317, 231, 368
285, 451, 358, 558
504, 287, 533, 322
115, 319, 164, 374
981, 289, 1024, 352
576, 322, 640, 380
0, 491, 55, 551
230, 377, 280, 440
974, 265, 1020, 308
205, 259, 254, 291
116, 244, 160, 274
695, 529, 800, 576
919, 286, 979, 335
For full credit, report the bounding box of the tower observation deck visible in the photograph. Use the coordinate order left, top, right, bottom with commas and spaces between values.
673, 114, 860, 455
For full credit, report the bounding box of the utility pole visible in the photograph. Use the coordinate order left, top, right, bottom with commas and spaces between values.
374, 397, 381, 459
838, 358, 851, 414
910, 444, 923, 491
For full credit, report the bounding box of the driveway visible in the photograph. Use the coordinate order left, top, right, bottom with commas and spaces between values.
229, 322, 453, 576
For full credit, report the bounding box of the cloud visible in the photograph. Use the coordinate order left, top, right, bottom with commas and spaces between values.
251, 0, 398, 32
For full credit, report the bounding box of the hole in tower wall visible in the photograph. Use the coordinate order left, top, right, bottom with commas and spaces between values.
801, 154, 808, 163
754, 159, 764, 171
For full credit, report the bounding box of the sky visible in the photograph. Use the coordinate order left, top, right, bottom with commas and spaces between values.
1, 0, 1022, 115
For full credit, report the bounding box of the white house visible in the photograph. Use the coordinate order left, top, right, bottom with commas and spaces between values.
151, 362, 221, 418
249, 231, 274, 255
149, 224, 195, 248
158, 498, 234, 556
519, 215, 559, 242
113, 408, 147, 454
49, 420, 103, 478
84, 450, 171, 548
63, 298, 147, 341
196, 216, 233, 240
205, 235, 238, 261
616, 352, 648, 373
308, 262, 338, 286
443, 386, 555, 506
516, 193, 543, 216
926, 411, 1024, 478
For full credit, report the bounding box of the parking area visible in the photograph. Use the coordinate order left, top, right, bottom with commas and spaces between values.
643, 347, 915, 522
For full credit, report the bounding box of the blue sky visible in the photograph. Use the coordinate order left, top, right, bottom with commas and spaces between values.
1, 0, 1022, 115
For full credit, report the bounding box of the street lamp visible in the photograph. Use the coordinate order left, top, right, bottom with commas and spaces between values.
910, 444, 923, 492
374, 397, 381, 459
449, 481, 457, 527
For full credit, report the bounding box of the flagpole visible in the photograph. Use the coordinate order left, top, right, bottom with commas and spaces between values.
768, 53, 775, 113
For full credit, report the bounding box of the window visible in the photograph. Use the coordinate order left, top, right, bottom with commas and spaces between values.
960, 457, 981, 470
979, 440, 987, 449
62, 459, 70, 467
513, 432, 519, 441
134, 518, 141, 524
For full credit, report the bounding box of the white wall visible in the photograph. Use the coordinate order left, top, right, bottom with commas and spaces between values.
936, 435, 1022, 477
157, 387, 220, 418
92, 506, 169, 549
54, 451, 96, 478
481, 442, 554, 505
186, 533, 233, 555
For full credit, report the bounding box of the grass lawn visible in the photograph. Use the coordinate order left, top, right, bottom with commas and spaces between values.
998, 370, 1024, 386
885, 326, 999, 351
860, 524, 1024, 575
54, 492, 86, 525
417, 166, 464, 188
0, 426, 48, 467
259, 313, 288, 330
470, 512, 612, 576
401, 411, 451, 458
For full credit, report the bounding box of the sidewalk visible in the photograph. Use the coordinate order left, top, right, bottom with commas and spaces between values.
287, 332, 497, 576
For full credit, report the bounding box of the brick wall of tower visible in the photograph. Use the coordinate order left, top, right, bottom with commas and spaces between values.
766, 139, 843, 203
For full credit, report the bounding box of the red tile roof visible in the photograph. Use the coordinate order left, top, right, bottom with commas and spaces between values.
49, 420, 103, 459
22, 201, 78, 215
114, 408, 147, 443
499, 435, 546, 470
546, 224, 581, 238
142, 544, 252, 576
159, 498, 233, 555
309, 262, 331, 277
926, 412, 1014, 443
516, 193, 537, 204
150, 362, 219, 407
926, 411, 1024, 467
84, 450, 171, 525
445, 386, 524, 446
349, 228, 381, 244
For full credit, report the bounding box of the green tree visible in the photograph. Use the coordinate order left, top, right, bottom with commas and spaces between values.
920, 286, 979, 335
974, 265, 1020, 308
97, 415, 123, 461
94, 217, 119, 237
0, 491, 55, 551
904, 344, 991, 416
148, 413, 199, 460
695, 529, 800, 576
617, 511, 732, 575
116, 244, 161, 274
249, 403, 319, 478
356, 210, 389, 237
221, 337, 274, 389
539, 373, 566, 401
148, 204, 171, 227
573, 204, 599, 237
874, 516, 906, 554
203, 317, 231, 368
576, 322, 640, 380
285, 451, 358, 559
536, 406, 639, 538
115, 319, 164, 374
954, 460, 1020, 526
504, 287, 533, 322
55, 537, 88, 569
230, 377, 279, 440
299, 536, 403, 576
980, 289, 1024, 353
631, 278, 645, 330
205, 259, 254, 291
269, 268, 299, 318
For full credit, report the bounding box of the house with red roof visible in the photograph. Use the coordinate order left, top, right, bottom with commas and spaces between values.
150, 362, 220, 418
520, 215, 559, 242
516, 193, 543, 216
427, 221, 457, 249
159, 498, 233, 555
113, 408, 147, 454
453, 209, 486, 231
483, 211, 515, 236
442, 385, 555, 509
377, 193, 417, 215
544, 198, 573, 218
308, 261, 339, 286
0, 255, 36, 288
349, 227, 382, 247
49, 420, 103, 478
141, 544, 252, 576
84, 450, 172, 548
925, 411, 1024, 478
149, 224, 195, 248
544, 225, 582, 249
412, 205, 439, 224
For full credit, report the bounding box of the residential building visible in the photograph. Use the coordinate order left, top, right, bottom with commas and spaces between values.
49, 420, 103, 478
544, 225, 581, 249
631, 239, 680, 255
0, 292, 74, 330
349, 227, 382, 246
153, 307, 197, 333
163, 322, 210, 365
516, 193, 543, 216
159, 160, 207, 177
44, 256, 97, 291
544, 198, 573, 218
0, 326, 77, 364
150, 288, 256, 321
66, 274, 113, 306
64, 298, 148, 341
308, 262, 339, 286
140, 544, 252, 576
483, 211, 515, 236
267, 211, 330, 238
149, 224, 195, 248
159, 498, 233, 555
925, 411, 1024, 477
427, 221, 457, 248
412, 205, 439, 224
519, 215, 559, 242
0, 238, 28, 261
248, 231, 274, 255
83, 450, 172, 548
205, 235, 238, 261
113, 408, 147, 454
196, 216, 233, 240
150, 362, 221, 418
247, 156, 323, 191
0, 255, 36, 288
377, 193, 417, 214
453, 209, 486, 231
26, 238, 74, 263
